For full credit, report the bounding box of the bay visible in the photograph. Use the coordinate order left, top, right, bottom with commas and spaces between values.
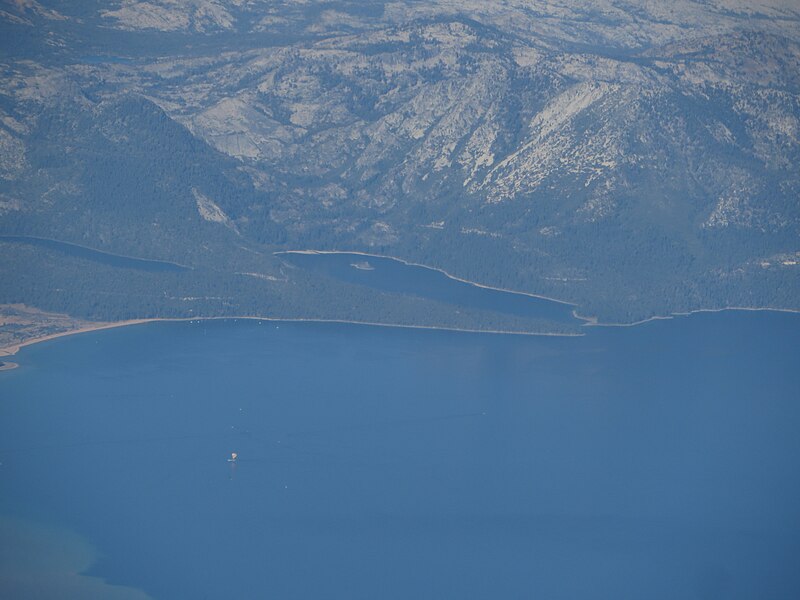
278, 251, 580, 324
0, 311, 799, 599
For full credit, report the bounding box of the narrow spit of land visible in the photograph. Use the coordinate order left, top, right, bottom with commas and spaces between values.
4, 307, 798, 366
2, 248, 796, 361
0, 315, 584, 361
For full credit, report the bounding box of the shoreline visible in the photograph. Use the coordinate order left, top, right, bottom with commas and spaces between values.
0, 234, 193, 271
3, 302, 799, 362
275, 249, 583, 309
276, 248, 800, 327
575, 305, 800, 328
0, 319, 156, 358
0, 315, 585, 360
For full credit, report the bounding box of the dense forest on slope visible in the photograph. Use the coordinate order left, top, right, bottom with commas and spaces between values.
1, 0, 798, 330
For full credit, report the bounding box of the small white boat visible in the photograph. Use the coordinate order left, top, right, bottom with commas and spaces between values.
228, 452, 238, 462
350, 260, 374, 271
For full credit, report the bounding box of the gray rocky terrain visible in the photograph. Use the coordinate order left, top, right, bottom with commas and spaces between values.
1, 0, 798, 327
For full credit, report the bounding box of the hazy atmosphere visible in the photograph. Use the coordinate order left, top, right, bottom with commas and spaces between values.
1, 1, 799, 598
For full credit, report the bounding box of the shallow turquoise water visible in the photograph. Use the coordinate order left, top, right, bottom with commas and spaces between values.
1, 312, 799, 599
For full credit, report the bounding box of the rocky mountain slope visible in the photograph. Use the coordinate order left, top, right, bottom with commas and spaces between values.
1, 0, 798, 325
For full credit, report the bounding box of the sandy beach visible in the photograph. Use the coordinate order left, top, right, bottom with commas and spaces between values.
0, 319, 157, 358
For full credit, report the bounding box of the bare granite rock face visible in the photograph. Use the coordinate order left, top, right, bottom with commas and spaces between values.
0, 0, 798, 322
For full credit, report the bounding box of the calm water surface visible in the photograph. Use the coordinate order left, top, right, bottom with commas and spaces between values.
279, 252, 580, 324
1, 312, 799, 599
0, 235, 189, 272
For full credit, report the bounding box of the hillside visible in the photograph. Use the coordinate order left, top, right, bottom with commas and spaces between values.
1, 0, 798, 331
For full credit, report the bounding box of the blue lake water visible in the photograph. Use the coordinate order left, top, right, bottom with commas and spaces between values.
1, 312, 799, 599
0, 236, 189, 273
278, 251, 580, 324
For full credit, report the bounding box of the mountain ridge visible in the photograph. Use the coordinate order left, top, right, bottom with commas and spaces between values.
1, 0, 798, 328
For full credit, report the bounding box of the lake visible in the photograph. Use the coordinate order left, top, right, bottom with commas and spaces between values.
0, 236, 189, 273
1, 312, 799, 599
277, 251, 581, 325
